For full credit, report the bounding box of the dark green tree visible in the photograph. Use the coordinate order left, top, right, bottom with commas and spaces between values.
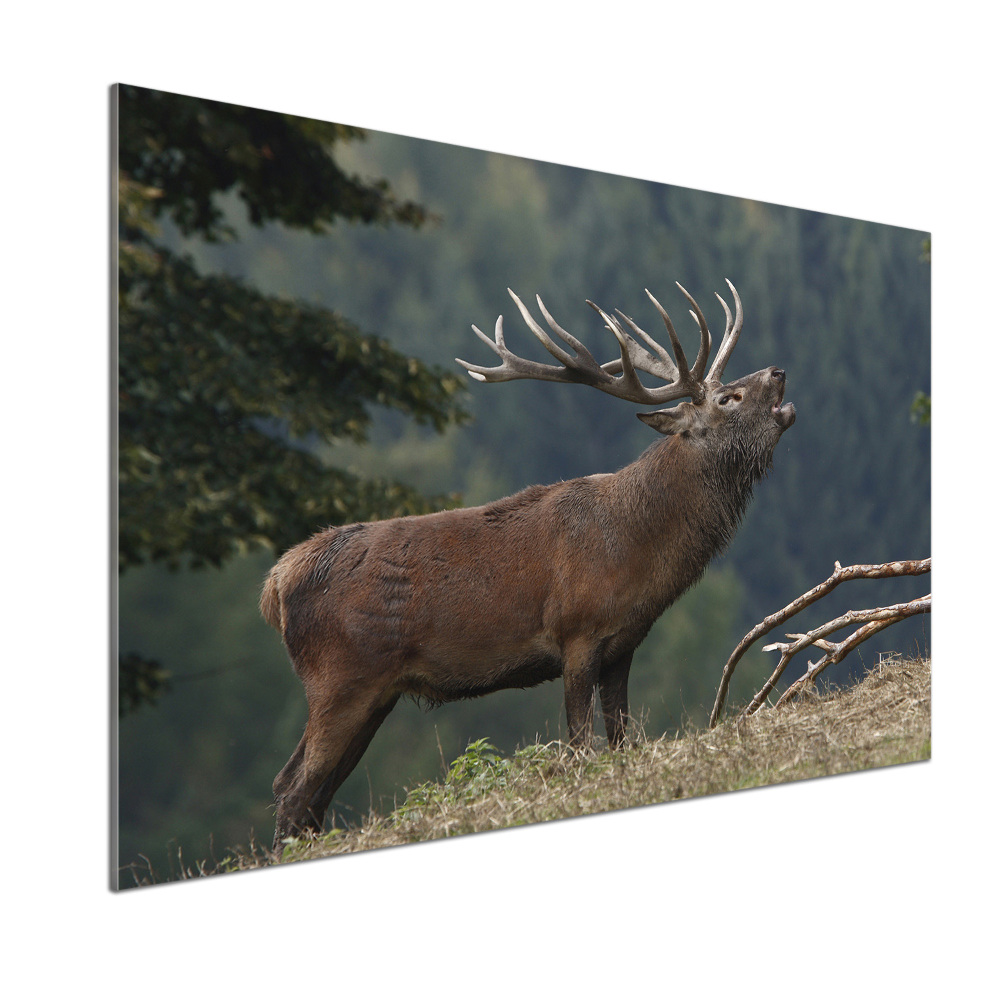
117, 85, 468, 709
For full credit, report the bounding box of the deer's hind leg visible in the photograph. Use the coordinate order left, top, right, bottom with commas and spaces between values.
304, 694, 400, 832
272, 731, 307, 804
272, 667, 397, 853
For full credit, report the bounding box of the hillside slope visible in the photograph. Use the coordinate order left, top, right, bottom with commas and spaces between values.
124, 655, 930, 883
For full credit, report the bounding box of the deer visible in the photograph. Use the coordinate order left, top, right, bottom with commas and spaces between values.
261, 280, 795, 851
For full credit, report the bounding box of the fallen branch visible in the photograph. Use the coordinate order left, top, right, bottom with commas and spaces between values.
743, 595, 930, 717
709, 558, 930, 727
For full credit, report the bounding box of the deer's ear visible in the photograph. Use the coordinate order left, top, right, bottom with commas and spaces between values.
637, 405, 691, 435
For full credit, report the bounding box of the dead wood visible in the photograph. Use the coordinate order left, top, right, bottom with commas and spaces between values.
709, 558, 930, 727
747, 595, 930, 715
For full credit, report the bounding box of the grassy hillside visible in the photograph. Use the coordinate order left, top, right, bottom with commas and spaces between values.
122, 655, 930, 885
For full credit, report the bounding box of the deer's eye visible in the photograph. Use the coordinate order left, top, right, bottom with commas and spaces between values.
720, 392, 742, 405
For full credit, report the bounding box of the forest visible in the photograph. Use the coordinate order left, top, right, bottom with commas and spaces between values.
116, 85, 930, 882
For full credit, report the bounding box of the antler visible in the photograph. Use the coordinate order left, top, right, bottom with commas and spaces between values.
707, 278, 743, 383
457, 281, 744, 406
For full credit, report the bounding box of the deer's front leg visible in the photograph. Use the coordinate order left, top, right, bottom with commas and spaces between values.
562, 639, 603, 749
599, 652, 633, 750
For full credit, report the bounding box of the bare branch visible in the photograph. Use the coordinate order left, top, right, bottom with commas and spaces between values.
762, 633, 837, 654
742, 596, 930, 718
708, 558, 930, 727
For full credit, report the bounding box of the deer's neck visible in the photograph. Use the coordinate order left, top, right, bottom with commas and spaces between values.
609, 435, 756, 568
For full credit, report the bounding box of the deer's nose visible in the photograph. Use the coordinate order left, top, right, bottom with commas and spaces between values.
771, 368, 785, 382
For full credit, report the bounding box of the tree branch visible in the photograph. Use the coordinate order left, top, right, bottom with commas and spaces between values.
708, 558, 930, 727
742, 596, 930, 717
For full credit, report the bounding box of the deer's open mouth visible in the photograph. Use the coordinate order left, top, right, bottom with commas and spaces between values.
772, 400, 796, 430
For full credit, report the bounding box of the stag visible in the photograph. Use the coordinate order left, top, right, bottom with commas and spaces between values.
262, 280, 795, 850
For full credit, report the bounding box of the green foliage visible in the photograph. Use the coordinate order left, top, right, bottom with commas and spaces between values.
117, 652, 170, 715
117, 84, 429, 240
909, 239, 931, 427
117, 85, 468, 575
393, 738, 594, 830
119, 243, 466, 571
910, 391, 931, 426
444, 738, 510, 788
396, 739, 514, 820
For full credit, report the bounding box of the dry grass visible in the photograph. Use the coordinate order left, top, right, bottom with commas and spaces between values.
124, 654, 930, 884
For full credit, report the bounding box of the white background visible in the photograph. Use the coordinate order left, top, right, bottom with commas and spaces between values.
4, 2, 994, 995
